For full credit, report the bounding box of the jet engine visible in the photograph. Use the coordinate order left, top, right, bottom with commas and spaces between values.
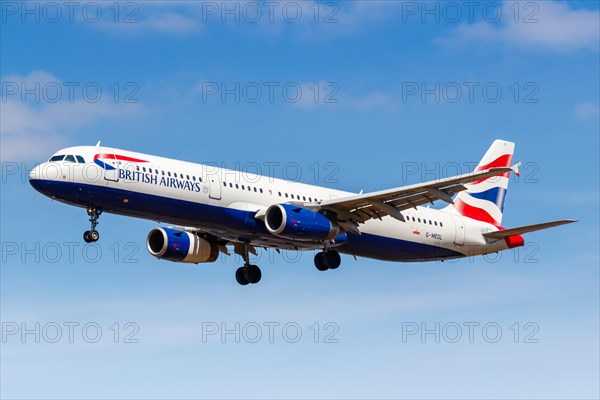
264, 204, 341, 241
146, 227, 219, 263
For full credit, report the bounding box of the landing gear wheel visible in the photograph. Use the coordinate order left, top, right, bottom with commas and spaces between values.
235, 243, 263, 285
89, 230, 100, 242
235, 267, 249, 286
324, 250, 341, 269
246, 265, 262, 284
314, 252, 328, 271
83, 231, 92, 243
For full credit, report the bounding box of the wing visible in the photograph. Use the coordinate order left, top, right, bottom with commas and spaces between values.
483, 220, 577, 239
315, 165, 519, 233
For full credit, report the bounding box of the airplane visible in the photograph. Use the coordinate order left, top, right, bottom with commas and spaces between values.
29, 139, 575, 285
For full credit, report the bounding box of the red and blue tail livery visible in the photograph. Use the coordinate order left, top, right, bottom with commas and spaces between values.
29, 140, 576, 285
450, 140, 514, 226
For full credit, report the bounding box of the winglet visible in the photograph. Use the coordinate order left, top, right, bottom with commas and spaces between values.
511, 161, 521, 177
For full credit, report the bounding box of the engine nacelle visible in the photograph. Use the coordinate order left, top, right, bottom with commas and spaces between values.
146, 228, 219, 263
264, 204, 341, 241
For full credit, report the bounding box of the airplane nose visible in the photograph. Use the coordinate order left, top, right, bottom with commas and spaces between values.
28, 164, 45, 193
29, 164, 42, 182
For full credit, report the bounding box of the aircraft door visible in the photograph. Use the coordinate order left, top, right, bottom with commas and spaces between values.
102, 152, 119, 182
208, 172, 222, 200
450, 214, 465, 245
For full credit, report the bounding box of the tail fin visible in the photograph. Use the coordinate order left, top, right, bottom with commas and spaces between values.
449, 139, 515, 226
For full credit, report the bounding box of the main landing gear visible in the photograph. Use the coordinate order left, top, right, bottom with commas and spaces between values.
83, 206, 101, 243
235, 243, 262, 286
314, 249, 341, 271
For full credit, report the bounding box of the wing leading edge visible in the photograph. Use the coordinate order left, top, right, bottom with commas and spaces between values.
316, 164, 519, 228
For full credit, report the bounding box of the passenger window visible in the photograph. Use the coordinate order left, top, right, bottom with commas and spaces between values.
418, 218, 421, 223
168, 172, 171, 177
76, 156, 85, 163
49, 155, 65, 162
162, 171, 165, 176
291, 194, 295, 199
143, 167, 146, 172
241, 185, 245, 190
64, 155, 76, 162
229, 183, 233, 188
440, 222, 443, 227
223, 182, 226, 187
285, 193, 288, 198
136, 166, 140, 171
260, 189, 263, 193
235, 184, 239, 189
253, 187, 257, 192
434, 221, 438, 226
278, 192, 282, 196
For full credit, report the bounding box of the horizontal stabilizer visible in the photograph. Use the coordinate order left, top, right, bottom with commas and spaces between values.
483, 220, 577, 239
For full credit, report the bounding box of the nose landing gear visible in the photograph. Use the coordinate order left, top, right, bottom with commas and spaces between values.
83, 206, 102, 243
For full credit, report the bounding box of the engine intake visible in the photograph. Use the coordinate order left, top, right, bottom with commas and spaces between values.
147, 228, 219, 263
264, 204, 340, 241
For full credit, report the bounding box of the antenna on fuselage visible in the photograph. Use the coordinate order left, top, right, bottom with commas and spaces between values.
95, 140, 101, 148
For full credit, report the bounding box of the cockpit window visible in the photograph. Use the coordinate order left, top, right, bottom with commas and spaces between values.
76, 155, 85, 163
49, 155, 65, 162
64, 155, 76, 162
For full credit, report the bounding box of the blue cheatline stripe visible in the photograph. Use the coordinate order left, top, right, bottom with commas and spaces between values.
29, 179, 464, 262
468, 187, 507, 212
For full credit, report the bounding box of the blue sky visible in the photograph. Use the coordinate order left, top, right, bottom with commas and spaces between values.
1, 1, 599, 398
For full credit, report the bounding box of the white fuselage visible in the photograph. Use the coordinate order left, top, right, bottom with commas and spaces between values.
29, 146, 510, 262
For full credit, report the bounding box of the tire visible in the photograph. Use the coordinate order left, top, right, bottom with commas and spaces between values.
325, 251, 341, 270
314, 252, 328, 271
83, 231, 92, 243
89, 230, 100, 242
247, 265, 262, 284
235, 267, 249, 286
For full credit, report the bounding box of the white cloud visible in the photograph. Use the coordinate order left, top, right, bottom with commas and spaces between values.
292, 82, 399, 112
1, 71, 142, 162
88, 1, 405, 38
438, 1, 599, 52
93, 11, 202, 35
574, 101, 600, 121
344, 91, 400, 112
